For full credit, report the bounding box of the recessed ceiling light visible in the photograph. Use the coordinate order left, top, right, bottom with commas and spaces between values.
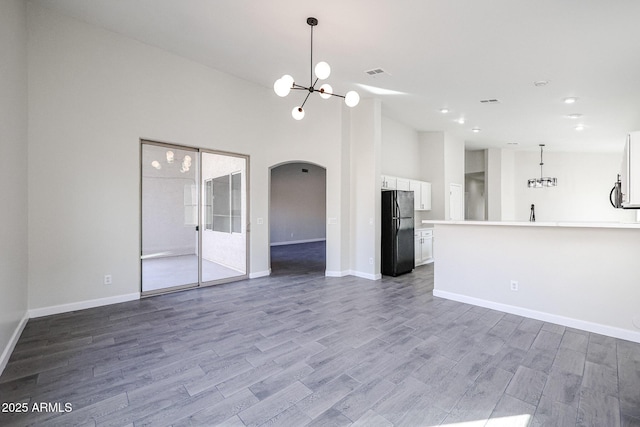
534, 80, 549, 87
566, 113, 583, 119
456, 118, 465, 124
472, 127, 481, 133
575, 124, 585, 131
563, 97, 578, 104
440, 108, 449, 114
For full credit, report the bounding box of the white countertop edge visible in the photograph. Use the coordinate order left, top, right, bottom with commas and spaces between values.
421, 220, 640, 229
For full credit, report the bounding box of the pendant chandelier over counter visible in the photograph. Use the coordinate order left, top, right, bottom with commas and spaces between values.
528, 144, 557, 188
273, 17, 360, 120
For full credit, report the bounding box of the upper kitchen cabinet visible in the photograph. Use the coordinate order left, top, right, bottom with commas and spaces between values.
381, 175, 396, 190
397, 178, 410, 191
382, 175, 410, 190
381, 174, 431, 211
410, 180, 432, 210
621, 132, 640, 208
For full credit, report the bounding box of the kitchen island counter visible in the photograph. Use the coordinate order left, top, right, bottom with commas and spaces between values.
426, 220, 640, 343
422, 219, 640, 229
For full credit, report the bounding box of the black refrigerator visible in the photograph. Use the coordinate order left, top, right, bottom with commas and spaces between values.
381, 190, 415, 276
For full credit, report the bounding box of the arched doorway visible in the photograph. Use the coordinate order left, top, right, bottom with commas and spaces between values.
269, 162, 327, 275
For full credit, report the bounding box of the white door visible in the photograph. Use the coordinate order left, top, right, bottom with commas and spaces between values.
449, 183, 463, 220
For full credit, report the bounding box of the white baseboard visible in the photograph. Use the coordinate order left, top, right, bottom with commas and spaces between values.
434, 289, 640, 344
249, 269, 271, 279
270, 238, 326, 247
349, 270, 382, 281
29, 293, 140, 319
0, 311, 29, 376
325, 270, 350, 277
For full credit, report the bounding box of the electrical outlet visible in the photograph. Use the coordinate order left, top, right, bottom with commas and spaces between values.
510, 280, 518, 291
104, 274, 112, 285
369, 257, 374, 265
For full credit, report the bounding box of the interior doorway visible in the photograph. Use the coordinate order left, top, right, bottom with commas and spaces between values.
140, 141, 249, 295
269, 162, 326, 274
465, 172, 486, 220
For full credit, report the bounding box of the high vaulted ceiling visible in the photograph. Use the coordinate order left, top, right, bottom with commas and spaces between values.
31, 0, 640, 152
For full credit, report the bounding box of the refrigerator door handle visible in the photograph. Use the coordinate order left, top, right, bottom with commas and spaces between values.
395, 195, 401, 234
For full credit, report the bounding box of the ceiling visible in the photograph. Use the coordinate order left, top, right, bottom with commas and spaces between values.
31, 0, 640, 152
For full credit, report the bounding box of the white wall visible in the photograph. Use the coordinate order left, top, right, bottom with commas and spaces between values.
350, 98, 382, 279
465, 150, 485, 174
501, 149, 516, 220
486, 148, 503, 220
0, 0, 29, 372
512, 151, 635, 222
418, 132, 445, 220
270, 162, 326, 245
434, 223, 640, 342
26, 4, 355, 311
444, 133, 465, 220
381, 116, 421, 179
418, 131, 465, 221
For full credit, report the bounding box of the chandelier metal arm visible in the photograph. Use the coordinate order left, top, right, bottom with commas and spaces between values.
310, 22, 314, 87
274, 17, 359, 119
300, 90, 313, 109
325, 92, 345, 99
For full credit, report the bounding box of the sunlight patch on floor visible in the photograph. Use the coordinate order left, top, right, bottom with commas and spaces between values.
438, 414, 531, 427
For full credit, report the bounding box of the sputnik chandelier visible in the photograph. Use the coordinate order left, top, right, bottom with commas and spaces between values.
273, 17, 360, 120
527, 144, 557, 188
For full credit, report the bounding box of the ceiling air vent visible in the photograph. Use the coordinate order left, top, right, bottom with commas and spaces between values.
365, 68, 389, 76
480, 99, 500, 104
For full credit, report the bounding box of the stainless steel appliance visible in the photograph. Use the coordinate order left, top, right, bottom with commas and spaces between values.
381, 190, 415, 276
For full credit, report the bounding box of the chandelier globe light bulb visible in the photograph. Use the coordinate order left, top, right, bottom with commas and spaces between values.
273, 78, 284, 96
344, 91, 360, 107
292, 106, 305, 120
319, 84, 333, 99
274, 77, 292, 97
314, 61, 331, 80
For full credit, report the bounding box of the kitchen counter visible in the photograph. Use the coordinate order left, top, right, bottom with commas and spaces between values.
429, 219, 640, 343
422, 219, 640, 229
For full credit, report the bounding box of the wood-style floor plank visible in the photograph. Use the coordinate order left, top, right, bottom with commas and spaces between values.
1, 241, 639, 426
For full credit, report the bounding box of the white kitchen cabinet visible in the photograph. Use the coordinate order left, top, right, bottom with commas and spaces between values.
410, 180, 432, 210
382, 175, 431, 210
381, 175, 397, 190
396, 178, 411, 191
621, 132, 640, 208
414, 229, 433, 266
